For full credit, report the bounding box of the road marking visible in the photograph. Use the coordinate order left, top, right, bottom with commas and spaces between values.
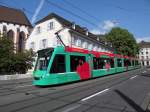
15, 85, 32, 88
130, 75, 138, 79
81, 88, 109, 102
62, 104, 81, 112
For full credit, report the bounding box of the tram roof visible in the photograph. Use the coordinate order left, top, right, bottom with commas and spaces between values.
65, 46, 138, 60
37, 48, 54, 57
37, 46, 138, 60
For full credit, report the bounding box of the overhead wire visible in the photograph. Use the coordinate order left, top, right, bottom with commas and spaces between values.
63, 0, 101, 23
45, 0, 102, 31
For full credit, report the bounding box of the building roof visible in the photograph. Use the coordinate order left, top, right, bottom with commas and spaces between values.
36, 13, 72, 26
0, 5, 32, 27
36, 13, 88, 36
35, 13, 112, 48
139, 41, 150, 48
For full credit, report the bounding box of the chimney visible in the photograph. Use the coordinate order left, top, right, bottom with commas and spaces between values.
97, 37, 100, 41
83, 27, 88, 36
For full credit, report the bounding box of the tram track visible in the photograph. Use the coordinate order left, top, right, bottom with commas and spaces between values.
0, 81, 32, 91
0, 86, 37, 96
48, 71, 142, 112
0, 79, 32, 88
0, 69, 143, 112
1, 69, 140, 97
0, 69, 138, 97
11, 74, 138, 112
0, 78, 33, 96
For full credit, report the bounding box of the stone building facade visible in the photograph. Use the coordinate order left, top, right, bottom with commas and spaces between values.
0, 5, 32, 52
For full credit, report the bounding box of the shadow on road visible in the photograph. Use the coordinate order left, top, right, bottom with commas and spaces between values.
141, 74, 150, 78
115, 90, 146, 112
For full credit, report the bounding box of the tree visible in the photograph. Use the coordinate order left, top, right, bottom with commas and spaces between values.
0, 36, 15, 74
105, 27, 139, 56
13, 49, 35, 74
0, 36, 34, 75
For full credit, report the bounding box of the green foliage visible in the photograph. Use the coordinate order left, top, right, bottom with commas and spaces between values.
105, 27, 139, 56
12, 50, 35, 74
0, 36, 34, 75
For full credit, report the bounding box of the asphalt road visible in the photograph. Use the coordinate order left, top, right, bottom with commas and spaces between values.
0, 68, 150, 112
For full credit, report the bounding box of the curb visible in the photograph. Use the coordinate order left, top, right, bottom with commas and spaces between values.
0, 73, 32, 80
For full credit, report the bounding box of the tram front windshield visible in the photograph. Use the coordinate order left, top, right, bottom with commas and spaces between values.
35, 48, 53, 71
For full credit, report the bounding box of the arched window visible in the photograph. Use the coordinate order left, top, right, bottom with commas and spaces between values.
18, 31, 25, 52
7, 30, 14, 42
3, 25, 7, 36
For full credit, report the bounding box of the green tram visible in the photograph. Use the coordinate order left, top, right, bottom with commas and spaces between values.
33, 46, 140, 86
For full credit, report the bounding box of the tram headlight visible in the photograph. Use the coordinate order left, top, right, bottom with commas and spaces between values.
46, 74, 49, 76
41, 75, 45, 78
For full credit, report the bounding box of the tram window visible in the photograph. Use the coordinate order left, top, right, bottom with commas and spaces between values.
103, 58, 114, 68
93, 57, 106, 69
124, 59, 131, 66
110, 58, 114, 68
93, 57, 99, 69
135, 60, 137, 65
124, 59, 127, 67
136, 60, 139, 65
128, 60, 131, 66
70, 55, 85, 72
138, 61, 140, 65
93, 57, 114, 69
99, 58, 106, 69
93, 57, 96, 69
50, 55, 66, 73
117, 59, 122, 67
132, 60, 135, 66
35, 57, 50, 70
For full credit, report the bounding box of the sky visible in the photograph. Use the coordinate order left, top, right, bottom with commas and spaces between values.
1, 0, 150, 42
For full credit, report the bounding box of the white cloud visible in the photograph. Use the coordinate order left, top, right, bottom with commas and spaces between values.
31, 0, 45, 24
90, 20, 118, 34
136, 37, 150, 42
103, 20, 118, 31
90, 29, 106, 35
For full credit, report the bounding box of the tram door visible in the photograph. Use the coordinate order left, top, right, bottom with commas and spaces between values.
70, 55, 91, 80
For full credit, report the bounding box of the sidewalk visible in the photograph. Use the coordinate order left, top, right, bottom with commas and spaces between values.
0, 71, 32, 80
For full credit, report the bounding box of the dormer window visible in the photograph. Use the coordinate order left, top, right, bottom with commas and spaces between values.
82, 27, 88, 36
86, 30, 88, 36
48, 22, 54, 30
36, 26, 41, 34
97, 37, 99, 41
